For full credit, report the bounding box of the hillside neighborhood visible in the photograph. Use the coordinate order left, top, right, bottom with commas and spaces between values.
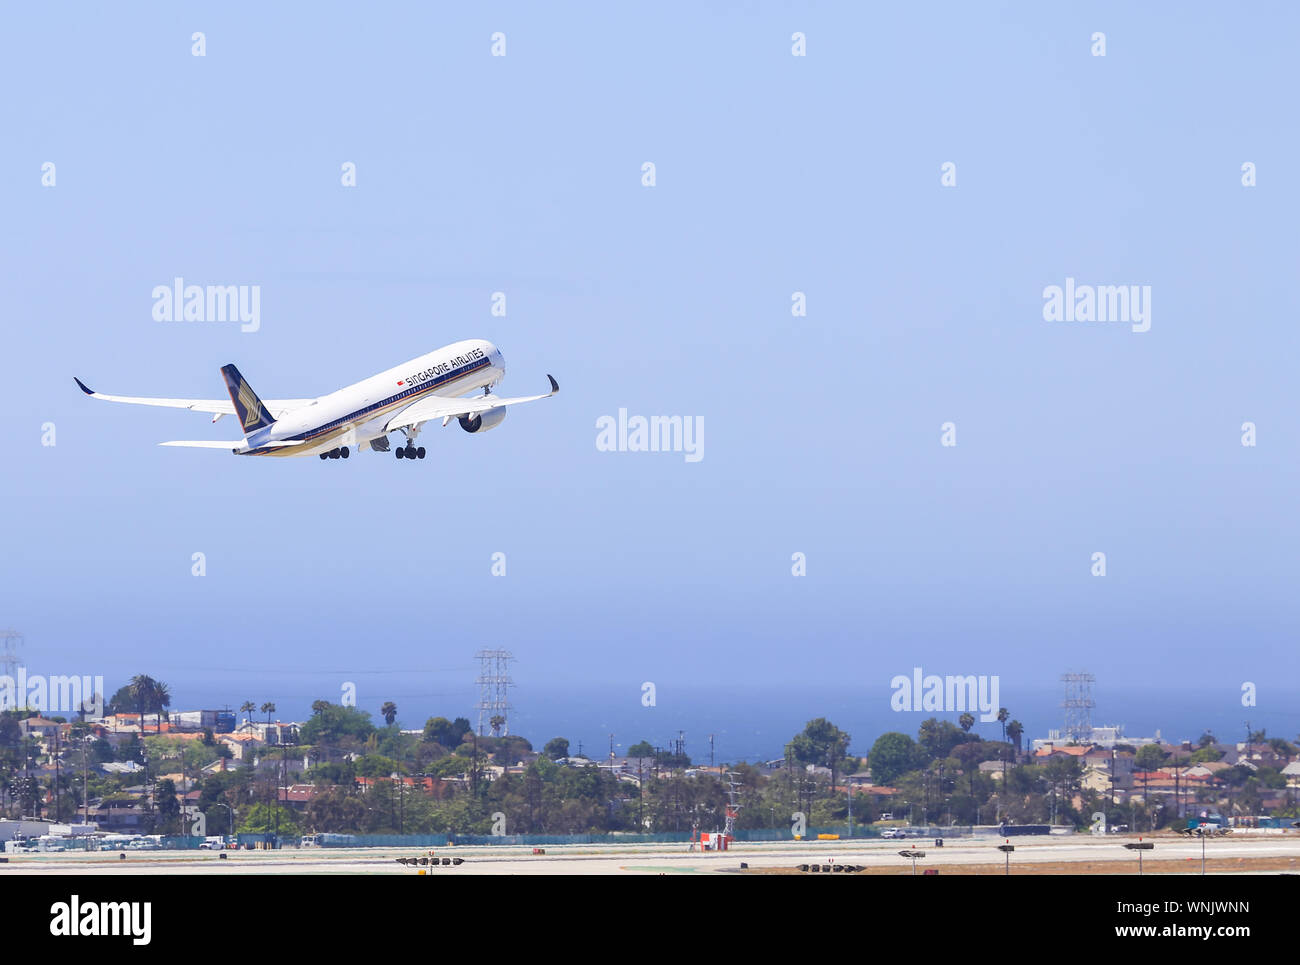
3, 677, 1298, 848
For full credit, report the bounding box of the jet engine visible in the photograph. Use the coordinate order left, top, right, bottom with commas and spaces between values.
458, 407, 507, 433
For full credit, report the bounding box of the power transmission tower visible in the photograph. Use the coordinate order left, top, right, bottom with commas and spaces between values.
1061, 671, 1096, 742
475, 649, 513, 736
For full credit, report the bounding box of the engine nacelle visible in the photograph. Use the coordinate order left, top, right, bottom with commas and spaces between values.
459, 406, 507, 433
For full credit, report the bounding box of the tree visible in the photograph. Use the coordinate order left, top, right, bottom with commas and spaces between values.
153, 778, 182, 834
997, 708, 1009, 744
1134, 744, 1166, 829
1135, 744, 1166, 772
868, 732, 920, 786
489, 714, 505, 737
240, 701, 255, 726
129, 675, 157, 731
628, 740, 655, 759
152, 681, 171, 734
1006, 720, 1024, 755
421, 716, 470, 748
381, 702, 398, 727
544, 737, 570, 761
918, 718, 966, 761
959, 713, 975, 735
786, 719, 851, 791
238, 802, 301, 838
261, 702, 276, 726
301, 704, 376, 748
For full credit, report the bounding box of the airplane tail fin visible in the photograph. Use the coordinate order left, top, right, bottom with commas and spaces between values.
220, 364, 275, 433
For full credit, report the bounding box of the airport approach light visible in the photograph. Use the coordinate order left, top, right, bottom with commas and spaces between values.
997, 842, 1015, 876
898, 849, 926, 875
1123, 840, 1154, 875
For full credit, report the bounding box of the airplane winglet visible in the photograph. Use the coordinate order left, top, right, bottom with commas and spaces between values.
74, 377, 94, 395
547, 374, 559, 394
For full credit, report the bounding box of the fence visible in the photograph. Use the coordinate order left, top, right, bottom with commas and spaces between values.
21, 825, 995, 851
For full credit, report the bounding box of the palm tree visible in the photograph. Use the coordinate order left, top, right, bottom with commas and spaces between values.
128, 675, 157, 732
261, 702, 276, 726
1006, 720, 1024, 757
489, 714, 505, 737
152, 681, 171, 734
959, 713, 975, 735
240, 701, 255, 727
381, 702, 398, 727
997, 708, 1009, 744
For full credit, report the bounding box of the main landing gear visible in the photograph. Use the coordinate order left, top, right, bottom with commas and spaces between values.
394, 427, 424, 461
319, 446, 350, 460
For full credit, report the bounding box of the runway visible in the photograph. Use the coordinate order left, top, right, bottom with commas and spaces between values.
5, 832, 1300, 875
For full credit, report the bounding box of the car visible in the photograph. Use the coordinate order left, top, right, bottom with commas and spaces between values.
880, 828, 905, 839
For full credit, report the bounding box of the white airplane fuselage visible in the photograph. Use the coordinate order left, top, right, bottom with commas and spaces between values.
246, 338, 505, 456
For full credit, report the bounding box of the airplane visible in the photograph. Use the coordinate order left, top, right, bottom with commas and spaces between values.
1177, 824, 1231, 837
74, 338, 558, 461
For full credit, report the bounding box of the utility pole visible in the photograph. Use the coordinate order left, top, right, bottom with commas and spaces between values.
82, 735, 89, 823
847, 781, 853, 838
1110, 747, 1115, 809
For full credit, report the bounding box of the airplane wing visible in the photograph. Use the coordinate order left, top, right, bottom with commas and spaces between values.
74, 378, 310, 421
158, 439, 309, 450
384, 375, 559, 433
157, 440, 247, 449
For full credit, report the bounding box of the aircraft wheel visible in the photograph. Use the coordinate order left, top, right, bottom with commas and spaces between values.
405, 446, 416, 459
340, 447, 349, 459
395, 447, 404, 459
417, 447, 426, 459
319, 453, 327, 460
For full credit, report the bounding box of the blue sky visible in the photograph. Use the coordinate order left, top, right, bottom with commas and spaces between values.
2, 4, 1297, 760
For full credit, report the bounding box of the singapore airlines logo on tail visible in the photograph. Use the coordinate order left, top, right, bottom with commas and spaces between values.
237, 381, 263, 430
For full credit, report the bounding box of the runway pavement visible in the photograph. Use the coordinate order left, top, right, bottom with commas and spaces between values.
5, 832, 1300, 875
